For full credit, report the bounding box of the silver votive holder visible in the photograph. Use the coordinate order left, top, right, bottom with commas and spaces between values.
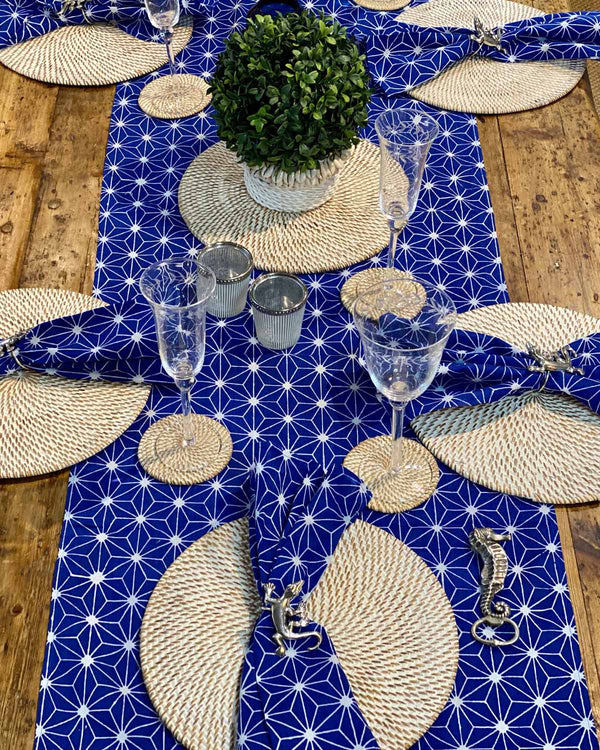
198, 242, 253, 318
249, 273, 308, 350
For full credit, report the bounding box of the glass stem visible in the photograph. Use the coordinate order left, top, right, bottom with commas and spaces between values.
390, 401, 406, 473
386, 220, 400, 269
177, 381, 196, 447
162, 29, 177, 86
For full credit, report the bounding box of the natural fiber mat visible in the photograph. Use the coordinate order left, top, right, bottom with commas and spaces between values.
340, 267, 414, 312
0, 19, 192, 87
138, 74, 211, 119
398, 0, 585, 114
0, 288, 150, 479
140, 517, 458, 750
355, 0, 411, 10
137, 413, 232, 484
344, 435, 439, 512
178, 139, 390, 274
412, 302, 600, 505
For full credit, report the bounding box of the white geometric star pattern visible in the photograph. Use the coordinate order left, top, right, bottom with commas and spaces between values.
33, 2, 597, 750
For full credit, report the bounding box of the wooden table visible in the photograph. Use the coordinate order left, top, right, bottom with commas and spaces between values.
1, 4, 599, 746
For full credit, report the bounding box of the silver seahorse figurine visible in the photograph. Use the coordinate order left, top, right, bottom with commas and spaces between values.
469, 527, 519, 647
263, 580, 322, 657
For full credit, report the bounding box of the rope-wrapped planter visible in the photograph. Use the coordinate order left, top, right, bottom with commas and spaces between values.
243, 148, 354, 213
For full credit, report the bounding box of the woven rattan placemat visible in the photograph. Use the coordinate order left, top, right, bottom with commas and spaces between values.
0, 288, 150, 479
0, 19, 192, 86
138, 74, 211, 119
344, 436, 439, 513
140, 517, 458, 750
178, 140, 390, 274
399, 0, 585, 114
137, 413, 233, 485
411, 303, 600, 504
355, 0, 410, 10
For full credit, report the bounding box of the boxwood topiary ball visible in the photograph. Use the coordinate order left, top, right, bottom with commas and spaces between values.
208, 11, 372, 175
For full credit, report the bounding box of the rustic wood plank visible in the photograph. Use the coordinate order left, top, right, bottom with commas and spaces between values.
19, 86, 114, 291
0, 66, 58, 161
478, 63, 600, 735
0, 162, 41, 290
0, 472, 68, 746
0, 80, 114, 750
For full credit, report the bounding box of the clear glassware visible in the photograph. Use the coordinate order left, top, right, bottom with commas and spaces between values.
353, 278, 456, 490
144, 0, 181, 95
140, 257, 217, 470
375, 108, 439, 269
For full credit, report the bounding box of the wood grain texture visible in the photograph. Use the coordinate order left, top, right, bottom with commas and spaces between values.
0, 63, 114, 750
1, 3, 600, 746
478, 0, 600, 729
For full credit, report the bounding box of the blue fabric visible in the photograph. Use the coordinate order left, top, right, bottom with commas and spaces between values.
373, 314, 600, 419
240, 448, 378, 749
0, 299, 173, 383
0, 0, 217, 48
32, 0, 599, 749
361, 10, 600, 95
418, 327, 600, 416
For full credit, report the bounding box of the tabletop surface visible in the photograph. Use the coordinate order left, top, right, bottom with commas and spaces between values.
1, 0, 599, 746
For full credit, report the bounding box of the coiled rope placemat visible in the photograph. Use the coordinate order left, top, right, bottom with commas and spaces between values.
178, 139, 390, 274
0, 288, 150, 479
354, 0, 411, 10
399, 0, 585, 114
138, 74, 211, 119
0, 18, 192, 86
140, 517, 459, 750
412, 302, 600, 504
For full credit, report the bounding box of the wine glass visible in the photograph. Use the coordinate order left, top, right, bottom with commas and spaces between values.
376, 107, 439, 269
353, 277, 456, 491
140, 257, 217, 471
140, 0, 209, 118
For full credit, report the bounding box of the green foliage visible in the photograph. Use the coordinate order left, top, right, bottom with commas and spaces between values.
208, 11, 372, 174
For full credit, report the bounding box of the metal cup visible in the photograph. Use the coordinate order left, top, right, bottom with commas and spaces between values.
249, 273, 308, 350
198, 242, 253, 318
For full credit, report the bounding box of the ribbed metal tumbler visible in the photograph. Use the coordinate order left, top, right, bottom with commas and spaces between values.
249, 272, 308, 350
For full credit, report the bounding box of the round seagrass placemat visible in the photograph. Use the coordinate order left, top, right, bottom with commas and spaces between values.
140, 517, 458, 750
138, 74, 211, 119
355, 0, 410, 11
398, 0, 585, 114
0, 18, 192, 86
178, 139, 390, 274
137, 413, 233, 485
344, 435, 439, 512
411, 303, 600, 505
0, 288, 150, 479
340, 267, 414, 313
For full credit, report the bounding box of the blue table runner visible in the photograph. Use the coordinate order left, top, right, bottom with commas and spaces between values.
33, 2, 598, 749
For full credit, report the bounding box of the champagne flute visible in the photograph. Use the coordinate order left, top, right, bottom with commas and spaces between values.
140, 0, 210, 119
376, 107, 439, 269
144, 0, 181, 99
140, 257, 217, 471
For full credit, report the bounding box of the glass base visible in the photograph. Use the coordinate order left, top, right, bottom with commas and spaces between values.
345, 436, 439, 514
370, 456, 434, 496
152, 414, 223, 473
